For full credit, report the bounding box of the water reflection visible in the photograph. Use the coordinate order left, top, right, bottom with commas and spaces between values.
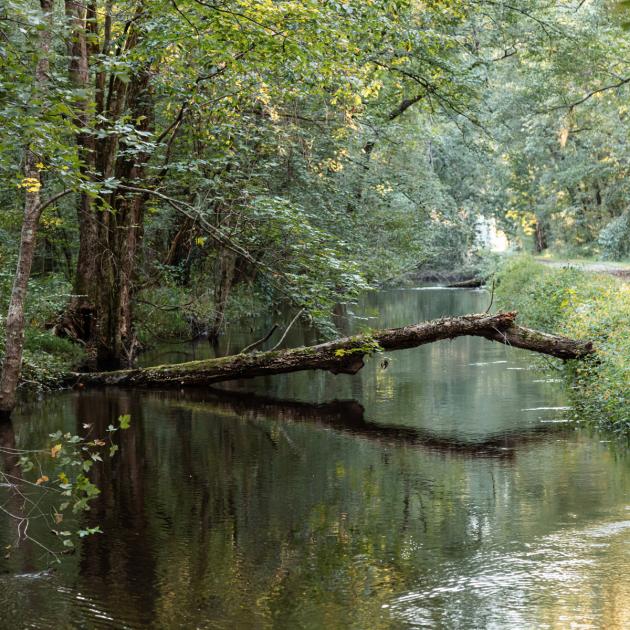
0, 288, 628, 629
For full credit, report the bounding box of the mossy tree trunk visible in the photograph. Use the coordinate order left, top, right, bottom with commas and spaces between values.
71, 312, 593, 388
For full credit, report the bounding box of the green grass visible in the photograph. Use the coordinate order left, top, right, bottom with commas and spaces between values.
495, 256, 629, 433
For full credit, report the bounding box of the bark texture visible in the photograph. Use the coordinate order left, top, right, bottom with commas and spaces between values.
71, 311, 594, 388
58, 4, 151, 369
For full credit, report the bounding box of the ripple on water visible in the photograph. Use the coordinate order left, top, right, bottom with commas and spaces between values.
391, 517, 630, 629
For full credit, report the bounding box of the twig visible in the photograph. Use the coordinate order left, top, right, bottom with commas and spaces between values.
240, 324, 279, 354
545, 76, 630, 113
269, 309, 304, 351
485, 279, 496, 314
135, 298, 196, 312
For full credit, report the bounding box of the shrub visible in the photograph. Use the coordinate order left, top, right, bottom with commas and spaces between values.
598, 211, 630, 261
495, 256, 629, 431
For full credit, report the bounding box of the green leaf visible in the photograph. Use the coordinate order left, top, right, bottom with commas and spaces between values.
118, 414, 131, 430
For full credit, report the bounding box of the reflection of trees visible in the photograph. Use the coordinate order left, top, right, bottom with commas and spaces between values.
0, 419, 34, 572
3, 287, 628, 627
0, 420, 60, 572
75, 391, 160, 627
48, 387, 629, 629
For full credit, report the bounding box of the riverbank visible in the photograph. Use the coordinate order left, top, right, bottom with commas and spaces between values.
494, 256, 629, 432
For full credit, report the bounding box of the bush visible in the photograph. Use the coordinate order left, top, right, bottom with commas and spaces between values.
495, 256, 629, 432
598, 211, 630, 261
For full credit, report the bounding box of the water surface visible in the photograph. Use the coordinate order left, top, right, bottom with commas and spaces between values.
1, 288, 628, 629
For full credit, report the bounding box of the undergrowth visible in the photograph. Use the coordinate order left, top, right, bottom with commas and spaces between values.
495, 256, 629, 432
0, 272, 86, 391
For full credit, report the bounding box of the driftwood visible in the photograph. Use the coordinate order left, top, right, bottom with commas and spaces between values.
70, 312, 594, 388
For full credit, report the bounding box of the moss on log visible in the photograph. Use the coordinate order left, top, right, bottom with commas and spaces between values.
70, 311, 594, 388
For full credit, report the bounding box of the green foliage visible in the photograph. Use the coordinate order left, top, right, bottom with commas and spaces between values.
2, 0, 630, 378
0, 272, 85, 389
495, 257, 629, 431
598, 211, 630, 261
3, 414, 130, 563
334, 336, 382, 358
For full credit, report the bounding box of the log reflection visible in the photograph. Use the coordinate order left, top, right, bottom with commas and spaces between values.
134, 387, 561, 459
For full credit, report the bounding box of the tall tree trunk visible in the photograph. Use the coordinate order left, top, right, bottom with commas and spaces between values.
103, 68, 152, 367
61, 5, 151, 369
534, 218, 547, 253
63, 0, 102, 367
0, 0, 53, 418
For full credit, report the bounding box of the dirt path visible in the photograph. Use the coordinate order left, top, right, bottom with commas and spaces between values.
537, 259, 630, 279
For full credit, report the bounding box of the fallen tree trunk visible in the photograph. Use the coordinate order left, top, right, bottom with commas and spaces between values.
447, 277, 485, 288
70, 312, 594, 388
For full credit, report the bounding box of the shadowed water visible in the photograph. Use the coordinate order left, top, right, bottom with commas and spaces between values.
1, 288, 628, 629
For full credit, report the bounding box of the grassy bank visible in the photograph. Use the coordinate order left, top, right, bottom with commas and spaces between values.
495, 257, 629, 433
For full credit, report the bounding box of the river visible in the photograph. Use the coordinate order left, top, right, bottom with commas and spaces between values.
1, 287, 629, 629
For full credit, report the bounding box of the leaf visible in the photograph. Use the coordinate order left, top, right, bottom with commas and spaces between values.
118, 414, 131, 430
35, 475, 49, 485
78, 526, 102, 537
51, 444, 62, 458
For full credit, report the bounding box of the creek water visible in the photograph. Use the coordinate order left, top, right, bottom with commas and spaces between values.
1, 288, 628, 629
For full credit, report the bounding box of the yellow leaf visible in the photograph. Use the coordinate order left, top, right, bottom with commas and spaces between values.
18, 177, 41, 192
51, 444, 62, 458
35, 475, 49, 485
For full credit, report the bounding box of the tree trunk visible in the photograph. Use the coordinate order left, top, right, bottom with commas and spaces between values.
70, 312, 594, 388
60, 0, 102, 367
0, 0, 53, 418
534, 219, 548, 253
0, 187, 42, 417
209, 246, 237, 340
61, 6, 151, 369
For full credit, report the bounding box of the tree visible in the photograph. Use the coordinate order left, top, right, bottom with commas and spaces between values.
0, 0, 58, 417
